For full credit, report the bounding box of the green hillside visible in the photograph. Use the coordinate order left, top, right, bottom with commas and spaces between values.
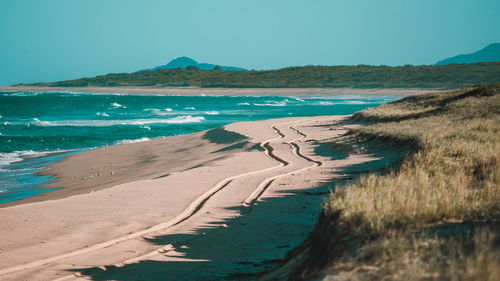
30, 62, 500, 89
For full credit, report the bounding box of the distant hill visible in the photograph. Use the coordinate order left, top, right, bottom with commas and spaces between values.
148, 56, 246, 71
436, 43, 500, 65
30, 62, 500, 89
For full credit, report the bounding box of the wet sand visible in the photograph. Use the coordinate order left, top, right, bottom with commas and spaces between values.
0, 128, 255, 208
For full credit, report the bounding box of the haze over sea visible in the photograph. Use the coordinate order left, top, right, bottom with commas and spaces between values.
0, 91, 396, 203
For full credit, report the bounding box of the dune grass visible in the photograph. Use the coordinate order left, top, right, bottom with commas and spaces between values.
321, 84, 500, 280
330, 84, 500, 234
324, 229, 500, 281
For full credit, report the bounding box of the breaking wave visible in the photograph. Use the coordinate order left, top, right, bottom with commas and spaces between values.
115, 137, 152, 145
204, 111, 219, 115
110, 102, 126, 109
253, 101, 287, 107
24, 115, 205, 127
144, 108, 176, 116
0, 149, 71, 167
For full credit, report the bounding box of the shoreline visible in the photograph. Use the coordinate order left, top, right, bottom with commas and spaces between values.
0, 86, 424, 208
0, 85, 436, 97
0, 128, 256, 208
0, 88, 405, 208
0, 114, 383, 280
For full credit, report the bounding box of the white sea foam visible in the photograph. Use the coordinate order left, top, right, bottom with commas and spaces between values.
253, 101, 287, 107
304, 95, 365, 100
184, 107, 196, 110
128, 116, 205, 125
115, 137, 151, 145
152, 109, 167, 116
60, 91, 188, 97
144, 108, 176, 116
345, 100, 368, 104
96, 112, 110, 117
23, 115, 205, 127
237, 102, 250, 106
110, 102, 126, 109
317, 100, 370, 105
319, 101, 334, 105
289, 97, 305, 102
0, 149, 69, 167
141, 126, 152, 130
61, 91, 126, 96
0, 114, 2, 119
204, 111, 219, 115
33, 118, 53, 126
2, 92, 44, 97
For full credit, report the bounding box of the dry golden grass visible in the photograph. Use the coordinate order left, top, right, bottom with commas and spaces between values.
328, 84, 500, 235
324, 229, 500, 281
320, 84, 500, 280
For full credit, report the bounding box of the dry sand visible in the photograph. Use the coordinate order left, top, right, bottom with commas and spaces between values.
0, 115, 386, 280
0, 85, 434, 97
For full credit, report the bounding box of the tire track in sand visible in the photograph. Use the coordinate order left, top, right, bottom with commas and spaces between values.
243, 120, 323, 213
0, 119, 306, 278
52, 119, 320, 280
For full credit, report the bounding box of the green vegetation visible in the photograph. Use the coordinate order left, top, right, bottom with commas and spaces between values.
30, 62, 500, 89
298, 84, 500, 280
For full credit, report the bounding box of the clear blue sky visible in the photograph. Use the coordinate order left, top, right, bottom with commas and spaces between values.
0, 0, 499, 86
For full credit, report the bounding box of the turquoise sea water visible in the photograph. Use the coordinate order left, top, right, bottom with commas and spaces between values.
0, 91, 396, 203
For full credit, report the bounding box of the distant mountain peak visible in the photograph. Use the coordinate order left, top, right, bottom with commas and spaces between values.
436, 43, 500, 65
149, 57, 246, 71
163, 57, 199, 69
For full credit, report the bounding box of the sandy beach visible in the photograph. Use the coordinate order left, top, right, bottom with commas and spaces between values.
0, 86, 434, 97
1, 1, 497, 279
0, 115, 385, 280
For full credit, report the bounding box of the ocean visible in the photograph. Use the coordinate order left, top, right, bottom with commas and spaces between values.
0, 91, 396, 203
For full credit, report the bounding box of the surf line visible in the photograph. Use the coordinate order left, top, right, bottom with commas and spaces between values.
0, 119, 306, 277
